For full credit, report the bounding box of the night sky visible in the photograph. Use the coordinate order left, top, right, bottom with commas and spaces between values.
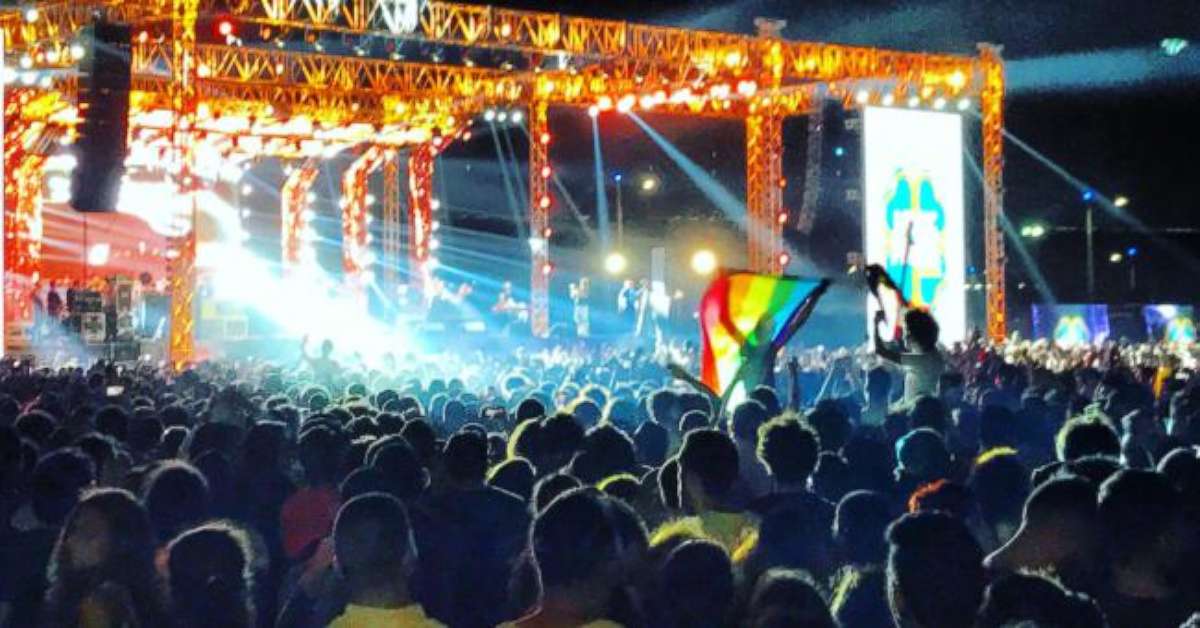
447, 0, 1200, 307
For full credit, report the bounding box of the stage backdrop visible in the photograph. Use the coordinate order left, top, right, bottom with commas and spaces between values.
1032, 304, 1111, 347
863, 106, 966, 343
1143, 305, 1196, 345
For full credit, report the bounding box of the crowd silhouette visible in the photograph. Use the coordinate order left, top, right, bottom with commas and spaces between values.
2, 314, 1199, 627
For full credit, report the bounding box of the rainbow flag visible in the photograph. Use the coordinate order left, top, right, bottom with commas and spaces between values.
865, 263, 909, 343
700, 272, 829, 402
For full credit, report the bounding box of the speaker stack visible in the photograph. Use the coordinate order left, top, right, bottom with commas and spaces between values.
70, 19, 132, 213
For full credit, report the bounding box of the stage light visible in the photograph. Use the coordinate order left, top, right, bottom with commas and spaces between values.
1113, 195, 1129, 208
882, 93, 895, 106
1082, 189, 1095, 202
431, 199, 441, 210
216, 17, 236, 37
541, 166, 553, 179
541, 262, 554, 276
691, 250, 717, 276
778, 252, 791, 267
539, 195, 552, 209
724, 51, 743, 67
1162, 38, 1189, 56
71, 43, 86, 60
587, 104, 600, 118
19, 54, 32, 69
1109, 252, 1123, 263
24, 7, 38, 22
617, 95, 635, 113
956, 98, 971, 111
511, 110, 524, 123
639, 174, 659, 193
431, 220, 440, 232
483, 109, 496, 121
1127, 247, 1138, 257
88, 243, 111, 267
933, 97, 947, 109
737, 80, 758, 97
497, 111, 508, 122
38, 75, 51, 88
948, 70, 966, 89
306, 192, 317, 202
855, 90, 870, 105
598, 96, 613, 111
604, 252, 628, 275
365, 194, 376, 205
430, 239, 440, 251
539, 132, 551, 145
834, 146, 845, 157
907, 95, 920, 107
45, 50, 60, 64
777, 212, 789, 225
241, 184, 253, 195
1020, 223, 1046, 239
709, 84, 731, 100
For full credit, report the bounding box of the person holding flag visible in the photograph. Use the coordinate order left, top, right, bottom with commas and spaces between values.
866, 263, 945, 405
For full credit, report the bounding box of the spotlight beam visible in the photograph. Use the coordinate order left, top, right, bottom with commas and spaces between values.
591, 115, 612, 251
487, 120, 527, 240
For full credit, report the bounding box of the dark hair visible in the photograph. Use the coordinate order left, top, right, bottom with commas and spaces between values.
678, 429, 739, 499
811, 452, 852, 503
1097, 469, 1181, 563
748, 568, 834, 628
977, 572, 1106, 628
167, 523, 254, 628
127, 415, 164, 454
367, 435, 429, 502
15, 410, 58, 445
444, 431, 489, 484
979, 405, 1019, 450
1056, 418, 1119, 462
831, 565, 891, 628
756, 416, 819, 485
658, 457, 682, 511
31, 447, 96, 525
334, 492, 415, 585
659, 540, 734, 628
93, 405, 130, 442
597, 473, 640, 504
142, 460, 210, 543
886, 512, 985, 628
908, 396, 948, 435
401, 419, 438, 465
531, 488, 644, 592
678, 410, 709, 435
633, 421, 669, 467
731, 400, 770, 441
532, 472, 582, 514
749, 386, 783, 419
488, 457, 535, 501
45, 488, 166, 628
298, 425, 347, 486
904, 309, 939, 351
969, 450, 1030, 535
570, 425, 637, 484
834, 490, 892, 565
807, 401, 852, 452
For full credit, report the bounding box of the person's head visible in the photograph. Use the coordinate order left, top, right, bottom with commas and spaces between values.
443, 431, 488, 486
908, 396, 948, 435
748, 568, 835, 628
678, 409, 709, 435
807, 400, 852, 452
334, 492, 417, 595
831, 565, 892, 628
31, 447, 96, 526
984, 475, 1100, 584
93, 405, 130, 442
757, 416, 819, 487
834, 490, 893, 565
678, 429, 739, 512
894, 428, 950, 484
49, 487, 155, 579
367, 435, 430, 502
969, 448, 1030, 544
866, 367, 892, 406
487, 457, 535, 501
886, 511, 985, 628
979, 405, 1019, 451
659, 540, 734, 628
633, 421, 669, 467
903, 309, 939, 352
531, 488, 647, 610
167, 523, 254, 628
1097, 468, 1187, 583
298, 425, 346, 486
976, 572, 1106, 628
1056, 418, 1119, 462
532, 472, 582, 514
570, 424, 637, 484
731, 400, 770, 445
45, 488, 163, 626
143, 461, 211, 544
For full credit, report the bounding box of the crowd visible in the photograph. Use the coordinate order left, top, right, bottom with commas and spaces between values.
2, 310, 1200, 628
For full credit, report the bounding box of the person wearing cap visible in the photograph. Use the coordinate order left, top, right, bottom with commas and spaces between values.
893, 428, 951, 504
983, 475, 1103, 597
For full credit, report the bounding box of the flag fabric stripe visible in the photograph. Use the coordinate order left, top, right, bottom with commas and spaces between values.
700, 271, 824, 399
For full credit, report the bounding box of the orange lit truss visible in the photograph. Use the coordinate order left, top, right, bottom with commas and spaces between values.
2, 0, 1006, 366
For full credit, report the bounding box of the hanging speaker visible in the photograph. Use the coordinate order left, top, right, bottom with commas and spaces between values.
70, 20, 132, 212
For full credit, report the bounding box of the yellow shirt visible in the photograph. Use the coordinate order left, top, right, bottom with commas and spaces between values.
651, 510, 759, 561
328, 604, 446, 628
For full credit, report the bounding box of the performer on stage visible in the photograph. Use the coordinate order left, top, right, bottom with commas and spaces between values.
492, 282, 527, 334
570, 277, 591, 339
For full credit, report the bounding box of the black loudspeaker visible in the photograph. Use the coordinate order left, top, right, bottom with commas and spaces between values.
71, 20, 132, 212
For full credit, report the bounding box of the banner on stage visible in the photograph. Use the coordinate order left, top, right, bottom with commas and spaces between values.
1032, 304, 1110, 347
1143, 305, 1196, 345
863, 106, 966, 343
